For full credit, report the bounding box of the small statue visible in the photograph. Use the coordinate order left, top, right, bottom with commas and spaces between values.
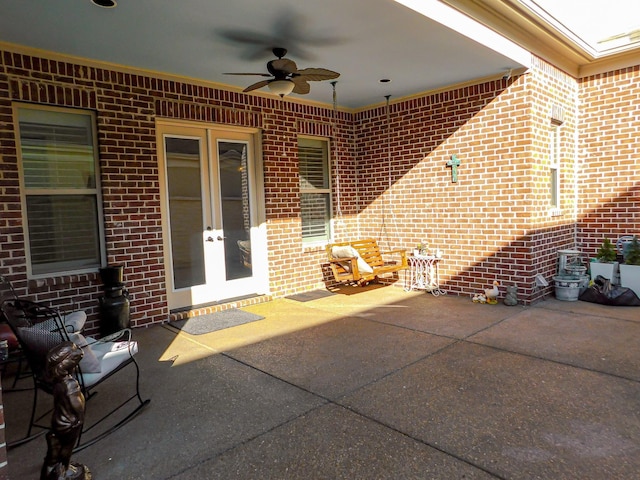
484, 280, 500, 305
503, 285, 519, 306
41, 341, 91, 480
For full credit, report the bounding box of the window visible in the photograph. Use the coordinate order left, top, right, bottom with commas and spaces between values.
298, 137, 331, 243
549, 124, 560, 210
16, 105, 104, 276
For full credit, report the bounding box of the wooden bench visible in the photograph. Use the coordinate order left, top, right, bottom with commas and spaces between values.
326, 238, 408, 285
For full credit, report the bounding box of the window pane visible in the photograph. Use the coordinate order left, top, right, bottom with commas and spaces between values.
550, 126, 560, 207
19, 110, 95, 189
18, 106, 102, 276
301, 193, 330, 241
299, 137, 331, 242
299, 139, 328, 190
26, 195, 101, 275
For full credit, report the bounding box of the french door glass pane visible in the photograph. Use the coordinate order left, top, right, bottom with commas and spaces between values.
218, 141, 253, 281
165, 137, 205, 289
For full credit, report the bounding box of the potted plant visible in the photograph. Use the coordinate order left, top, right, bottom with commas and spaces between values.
590, 238, 619, 283
413, 241, 428, 256
619, 235, 640, 297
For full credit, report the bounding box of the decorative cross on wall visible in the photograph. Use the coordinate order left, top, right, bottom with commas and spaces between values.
446, 154, 461, 183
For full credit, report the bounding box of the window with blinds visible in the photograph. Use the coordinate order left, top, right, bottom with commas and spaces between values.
550, 124, 560, 209
298, 137, 331, 243
17, 106, 104, 276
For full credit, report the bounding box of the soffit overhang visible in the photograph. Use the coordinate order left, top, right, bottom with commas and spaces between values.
443, 0, 640, 78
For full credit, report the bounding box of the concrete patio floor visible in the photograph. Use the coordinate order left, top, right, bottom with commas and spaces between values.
4, 285, 640, 479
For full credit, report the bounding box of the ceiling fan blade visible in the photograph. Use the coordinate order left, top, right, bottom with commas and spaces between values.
291, 77, 310, 95
295, 68, 340, 82
243, 79, 271, 93
224, 72, 272, 77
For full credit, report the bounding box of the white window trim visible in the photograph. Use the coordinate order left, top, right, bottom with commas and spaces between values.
298, 135, 333, 245
549, 122, 561, 216
14, 103, 106, 278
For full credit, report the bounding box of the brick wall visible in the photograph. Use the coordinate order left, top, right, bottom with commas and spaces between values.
1, 45, 637, 322
0, 49, 353, 323
578, 65, 640, 255
354, 57, 579, 301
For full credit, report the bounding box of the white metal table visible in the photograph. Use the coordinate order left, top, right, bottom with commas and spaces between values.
405, 255, 446, 296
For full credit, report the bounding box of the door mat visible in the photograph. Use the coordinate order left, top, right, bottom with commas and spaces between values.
285, 290, 336, 302
170, 309, 264, 335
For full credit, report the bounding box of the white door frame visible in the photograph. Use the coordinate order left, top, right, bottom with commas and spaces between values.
156, 119, 268, 311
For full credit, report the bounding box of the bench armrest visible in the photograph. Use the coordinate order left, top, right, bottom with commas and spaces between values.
328, 256, 361, 276
380, 249, 408, 267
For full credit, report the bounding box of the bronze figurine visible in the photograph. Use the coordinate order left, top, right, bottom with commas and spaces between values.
41, 341, 91, 480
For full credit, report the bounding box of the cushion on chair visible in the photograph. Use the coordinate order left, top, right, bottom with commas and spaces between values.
331, 246, 374, 274
18, 326, 101, 373
80, 340, 138, 388
17, 325, 61, 359
69, 333, 101, 373
22, 308, 86, 333
63, 310, 87, 333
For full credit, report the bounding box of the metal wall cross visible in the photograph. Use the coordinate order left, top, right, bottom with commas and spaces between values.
446, 154, 461, 183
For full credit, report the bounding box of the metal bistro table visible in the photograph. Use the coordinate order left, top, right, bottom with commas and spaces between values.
405, 255, 446, 296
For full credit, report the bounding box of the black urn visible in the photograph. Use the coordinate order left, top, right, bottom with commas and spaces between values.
98, 265, 130, 337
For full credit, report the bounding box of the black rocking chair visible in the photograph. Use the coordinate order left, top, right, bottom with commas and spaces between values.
1, 295, 150, 452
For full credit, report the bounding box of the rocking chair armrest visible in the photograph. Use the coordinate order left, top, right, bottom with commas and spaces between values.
88, 328, 132, 346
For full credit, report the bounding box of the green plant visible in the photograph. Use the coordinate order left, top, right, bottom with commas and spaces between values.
595, 238, 617, 262
624, 236, 640, 265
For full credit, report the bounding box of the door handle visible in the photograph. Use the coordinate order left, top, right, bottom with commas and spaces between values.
217, 236, 225, 241
206, 237, 214, 242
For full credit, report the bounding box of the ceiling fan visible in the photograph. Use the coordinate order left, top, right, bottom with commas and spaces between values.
225, 47, 340, 97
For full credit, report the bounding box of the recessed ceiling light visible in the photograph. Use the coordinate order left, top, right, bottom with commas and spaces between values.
91, 0, 117, 8
379, 79, 392, 83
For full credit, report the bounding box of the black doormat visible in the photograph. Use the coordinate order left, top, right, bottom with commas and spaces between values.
170, 309, 264, 335
285, 290, 336, 302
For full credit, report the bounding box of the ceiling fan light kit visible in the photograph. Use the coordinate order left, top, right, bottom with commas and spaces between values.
268, 79, 295, 97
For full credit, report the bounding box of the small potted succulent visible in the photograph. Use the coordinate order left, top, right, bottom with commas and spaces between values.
619, 235, 640, 297
590, 238, 618, 283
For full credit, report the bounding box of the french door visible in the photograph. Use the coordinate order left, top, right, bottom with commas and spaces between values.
157, 121, 267, 310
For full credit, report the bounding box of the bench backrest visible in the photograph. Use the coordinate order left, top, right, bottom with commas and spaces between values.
326, 238, 384, 267
350, 239, 384, 268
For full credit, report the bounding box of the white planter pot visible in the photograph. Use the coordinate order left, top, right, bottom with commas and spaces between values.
589, 261, 619, 284
619, 264, 640, 298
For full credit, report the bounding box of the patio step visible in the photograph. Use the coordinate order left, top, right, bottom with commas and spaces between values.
168, 294, 272, 322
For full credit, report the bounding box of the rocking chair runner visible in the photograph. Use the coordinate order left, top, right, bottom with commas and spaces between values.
1, 297, 150, 451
